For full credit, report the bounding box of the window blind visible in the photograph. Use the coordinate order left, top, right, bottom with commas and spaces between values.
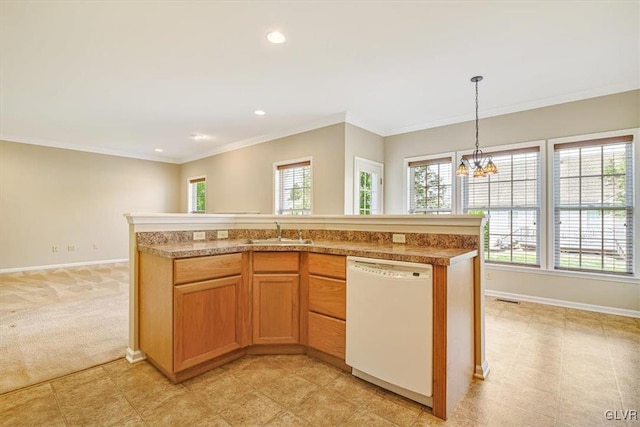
276, 161, 311, 215
553, 135, 633, 274
462, 147, 541, 266
408, 157, 452, 214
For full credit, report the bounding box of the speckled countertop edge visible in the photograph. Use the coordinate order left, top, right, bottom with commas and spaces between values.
137, 239, 478, 266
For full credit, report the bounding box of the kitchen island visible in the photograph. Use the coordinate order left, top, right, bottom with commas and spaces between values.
125, 214, 487, 420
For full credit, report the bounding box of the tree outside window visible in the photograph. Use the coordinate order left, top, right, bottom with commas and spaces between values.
408, 157, 452, 214
276, 160, 312, 215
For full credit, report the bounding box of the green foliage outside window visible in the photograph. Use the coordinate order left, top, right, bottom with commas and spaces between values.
283, 166, 311, 215
467, 209, 489, 252
359, 171, 372, 215
195, 182, 206, 213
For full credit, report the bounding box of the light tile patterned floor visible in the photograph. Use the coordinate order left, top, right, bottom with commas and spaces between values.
1, 296, 639, 425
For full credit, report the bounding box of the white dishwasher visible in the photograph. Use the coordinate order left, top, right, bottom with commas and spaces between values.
346, 256, 433, 406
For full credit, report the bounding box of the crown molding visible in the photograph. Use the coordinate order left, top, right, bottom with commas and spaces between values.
178, 113, 348, 164
0, 134, 182, 164
386, 82, 639, 136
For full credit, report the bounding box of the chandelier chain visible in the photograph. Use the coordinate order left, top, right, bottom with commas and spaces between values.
475, 79, 479, 152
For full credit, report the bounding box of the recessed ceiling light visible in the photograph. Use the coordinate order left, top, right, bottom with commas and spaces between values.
192, 133, 209, 141
254, 110, 266, 116
154, 148, 163, 153
266, 31, 286, 44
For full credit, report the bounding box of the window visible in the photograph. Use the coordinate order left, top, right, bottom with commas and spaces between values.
355, 157, 383, 215
553, 135, 633, 275
407, 156, 453, 214
462, 146, 541, 266
275, 159, 312, 215
359, 171, 374, 215
188, 176, 206, 213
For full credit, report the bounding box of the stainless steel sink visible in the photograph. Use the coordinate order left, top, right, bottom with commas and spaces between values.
244, 238, 314, 245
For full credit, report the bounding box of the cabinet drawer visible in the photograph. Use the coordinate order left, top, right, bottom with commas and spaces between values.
253, 252, 299, 273
308, 312, 345, 360
309, 276, 346, 320
173, 253, 242, 285
308, 254, 346, 280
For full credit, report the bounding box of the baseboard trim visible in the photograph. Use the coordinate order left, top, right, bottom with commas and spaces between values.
0, 258, 129, 274
474, 361, 490, 380
125, 348, 146, 364
485, 290, 640, 319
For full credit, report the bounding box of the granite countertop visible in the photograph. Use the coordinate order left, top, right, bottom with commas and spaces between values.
138, 239, 477, 266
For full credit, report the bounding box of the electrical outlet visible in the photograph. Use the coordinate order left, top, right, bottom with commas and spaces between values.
193, 231, 206, 240
486, 271, 493, 280
217, 230, 229, 239
93, 243, 98, 250
52, 245, 59, 253
68, 245, 75, 252
392, 234, 406, 244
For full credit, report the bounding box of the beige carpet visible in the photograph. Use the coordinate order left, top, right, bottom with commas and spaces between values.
0, 263, 128, 394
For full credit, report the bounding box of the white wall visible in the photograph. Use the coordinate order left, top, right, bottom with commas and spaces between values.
180, 124, 345, 215
343, 123, 385, 214
383, 90, 640, 314
385, 90, 640, 213
0, 141, 180, 270
486, 268, 639, 313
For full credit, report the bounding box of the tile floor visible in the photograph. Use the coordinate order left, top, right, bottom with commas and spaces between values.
1, 298, 639, 426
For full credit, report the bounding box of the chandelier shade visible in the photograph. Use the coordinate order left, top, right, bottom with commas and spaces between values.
456, 75, 498, 178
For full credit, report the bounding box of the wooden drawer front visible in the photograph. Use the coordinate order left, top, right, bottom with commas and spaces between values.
253, 252, 299, 273
308, 254, 346, 280
308, 312, 345, 360
309, 276, 346, 320
174, 253, 242, 285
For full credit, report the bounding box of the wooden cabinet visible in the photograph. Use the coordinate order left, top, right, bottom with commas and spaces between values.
137, 241, 476, 421
252, 274, 300, 344
174, 275, 242, 371
139, 252, 249, 379
305, 253, 346, 359
252, 252, 300, 344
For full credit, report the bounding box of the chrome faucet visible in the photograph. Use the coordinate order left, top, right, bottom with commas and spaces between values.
275, 221, 282, 240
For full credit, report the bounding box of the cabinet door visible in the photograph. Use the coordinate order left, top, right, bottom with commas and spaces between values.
174, 275, 242, 372
252, 274, 299, 344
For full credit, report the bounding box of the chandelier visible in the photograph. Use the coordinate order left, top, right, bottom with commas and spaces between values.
456, 76, 498, 178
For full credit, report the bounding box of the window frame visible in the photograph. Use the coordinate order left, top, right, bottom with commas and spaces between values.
187, 175, 206, 214
458, 140, 546, 268
403, 152, 455, 214
549, 129, 637, 277
273, 156, 313, 215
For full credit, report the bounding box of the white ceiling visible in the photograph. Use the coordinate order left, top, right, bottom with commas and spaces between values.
1, 1, 638, 164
